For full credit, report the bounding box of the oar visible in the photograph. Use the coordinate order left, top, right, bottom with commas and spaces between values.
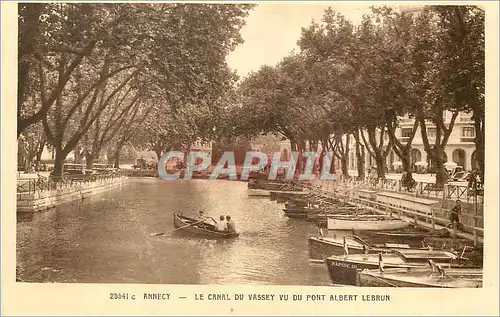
151, 217, 209, 236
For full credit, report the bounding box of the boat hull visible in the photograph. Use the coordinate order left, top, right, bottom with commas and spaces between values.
357, 267, 483, 288
247, 189, 271, 197
308, 237, 367, 261
325, 256, 419, 286
284, 207, 322, 219
325, 249, 459, 286
327, 217, 409, 231
173, 214, 239, 239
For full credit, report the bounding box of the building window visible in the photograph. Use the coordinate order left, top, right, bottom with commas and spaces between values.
401, 128, 413, 138
427, 128, 436, 138
461, 127, 475, 137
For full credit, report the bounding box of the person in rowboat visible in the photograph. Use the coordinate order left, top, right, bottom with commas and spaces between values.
216, 215, 228, 232
226, 215, 236, 233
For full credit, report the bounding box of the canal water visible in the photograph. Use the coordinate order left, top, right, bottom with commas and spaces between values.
17, 179, 331, 285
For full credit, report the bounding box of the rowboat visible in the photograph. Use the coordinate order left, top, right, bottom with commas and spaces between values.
283, 206, 323, 218
357, 266, 483, 288
325, 249, 460, 285
270, 190, 308, 201
173, 213, 239, 239
327, 214, 409, 231
308, 235, 424, 262
247, 189, 271, 197
310, 208, 375, 227
352, 229, 428, 245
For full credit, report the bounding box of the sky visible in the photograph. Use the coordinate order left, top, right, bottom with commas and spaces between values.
226, 3, 380, 79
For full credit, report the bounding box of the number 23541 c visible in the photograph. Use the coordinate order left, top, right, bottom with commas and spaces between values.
110, 293, 135, 300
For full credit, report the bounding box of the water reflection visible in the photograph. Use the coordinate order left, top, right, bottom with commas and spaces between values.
17, 179, 330, 285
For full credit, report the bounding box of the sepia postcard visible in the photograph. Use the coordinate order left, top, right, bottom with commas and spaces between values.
2, 1, 499, 315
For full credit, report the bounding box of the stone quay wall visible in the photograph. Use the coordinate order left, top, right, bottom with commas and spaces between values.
17, 176, 130, 212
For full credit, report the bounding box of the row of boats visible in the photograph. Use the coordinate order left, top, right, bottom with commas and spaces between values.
249, 179, 484, 288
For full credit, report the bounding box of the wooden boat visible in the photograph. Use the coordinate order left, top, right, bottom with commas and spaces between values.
310, 208, 376, 226
247, 179, 300, 191
325, 249, 461, 286
247, 189, 271, 197
356, 227, 449, 242
327, 214, 409, 231
283, 206, 324, 218
308, 235, 425, 262
270, 190, 308, 201
357, 266, 483, 288
352, 230, 427, 245
173, 213, 239, 239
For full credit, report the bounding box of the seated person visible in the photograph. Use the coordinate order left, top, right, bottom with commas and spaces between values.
226, 215, 236, 233
216, 215, 227, 232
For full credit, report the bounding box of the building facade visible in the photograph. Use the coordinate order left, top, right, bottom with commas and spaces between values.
347, 111, 478, 173
275, 111, 477, 174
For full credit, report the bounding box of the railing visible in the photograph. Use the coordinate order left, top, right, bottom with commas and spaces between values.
121, 168, 158, 177
350, 196, 484, 245
17, 173, 124, 194
334, 175, 483, 202
417, 182, 444, 198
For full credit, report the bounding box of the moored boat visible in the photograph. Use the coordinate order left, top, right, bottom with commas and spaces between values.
325, 249, 460, 286
327, 214, 409, 231
357, 266, 483, 288
247, 189, 271, 197
283, 206, 323, 218
173, 213, 239, 239
310, 208, 375, 227
308, 235, 423, 262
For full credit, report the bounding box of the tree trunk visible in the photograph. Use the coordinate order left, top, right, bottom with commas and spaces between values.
113, 141, 126, 168
340, 156, 349, 178
85, 152, 95, 169
152, 140, 163, 161
318, 142, 326, 175
354, 132, 365, 181
24, 154, 33, 173
474, 117, 484, 183
35, 140, 45, 165
400, 148, 411, 173
154, 148, 162, 161
52, 143, 65, 178
329, 155, 336, 174
375, 153, 386, 180
476, 136, 484, 183
74, 145, 83, 164
361, 127, 389, 180
427, 146, 447, 187
183, 144, 191, 166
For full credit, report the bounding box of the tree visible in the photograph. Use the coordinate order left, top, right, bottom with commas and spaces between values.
430, 6, 485, 183
298, 9, 394, 179
22, 3, 254, 177
17, 3, 120, 137
81, 83, 145, 168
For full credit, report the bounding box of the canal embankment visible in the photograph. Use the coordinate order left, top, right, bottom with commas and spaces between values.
305, 177, 484, 245
17, 175, 129, 212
